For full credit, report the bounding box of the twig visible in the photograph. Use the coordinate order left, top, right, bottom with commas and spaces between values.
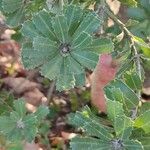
46, 81, 56, 105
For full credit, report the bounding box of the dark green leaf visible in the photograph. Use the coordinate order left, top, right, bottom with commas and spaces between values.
123, 71, 142, 90
13, 99, 26, 118
70, 137, 112, 150
123, 140, 144, 150
52, 15, 69, 43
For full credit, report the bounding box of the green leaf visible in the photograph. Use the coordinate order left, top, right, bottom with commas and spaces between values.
21, 5, 103, 91
5, 8, 25, 27
1, 0, 46, 27
34, 105, 49, 121
0, 99, 49, 142
21, 43, 52, 69
132, 36, 150, 57
105, 88, 123, 103
0, 116, 16, 134
13, 99, 26, 118
21, 20, 42, 39
114, 116, 133, 140
40, 54, 63, 80
72, 32, 92, 49
134, 110, 150, 133
83, 38, 114, 54
117, 56, 134, 77
73, 11, 101, 37
123, 140, 144, 150
70, 110, 113, 141
2, 0, 23, 13
71, 50, 99, 70
64, 4, 83, 35
127, 8, 147, 21
74, 72, 85, 87
137, 134, 150, 150
56, 74, 75, 91
70, 137, 112, 150
140, 0, 150, 12
105, 79, 139, 110
23, 114, 37, 142
33, 37, 58, 57
52, 15, 69, 43
32, 10, 56, 41
123, 71, 142, 90
106, 99, 124, 121
139, 102, 150, 115
133, 36, 150, 49
118, 0, 137, 6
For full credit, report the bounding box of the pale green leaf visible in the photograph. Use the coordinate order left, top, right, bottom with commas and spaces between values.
134, 110, 150, 133
133, 36, 150, 49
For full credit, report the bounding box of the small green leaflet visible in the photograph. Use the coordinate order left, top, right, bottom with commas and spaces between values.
134, 110, 150, 134
70, 137, 112, 150
104, 79, 139, 111
106, 99, 133, 140
1, 0, 46, 27
106, 99, 124, 121
118, 0, 137, 6
123, 71, 142, 91
69, 106, 142, 150
0, 99, 49, 142
21, 4, 113, 91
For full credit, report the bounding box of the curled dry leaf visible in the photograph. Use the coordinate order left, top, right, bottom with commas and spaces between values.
3, 77, 41, 94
